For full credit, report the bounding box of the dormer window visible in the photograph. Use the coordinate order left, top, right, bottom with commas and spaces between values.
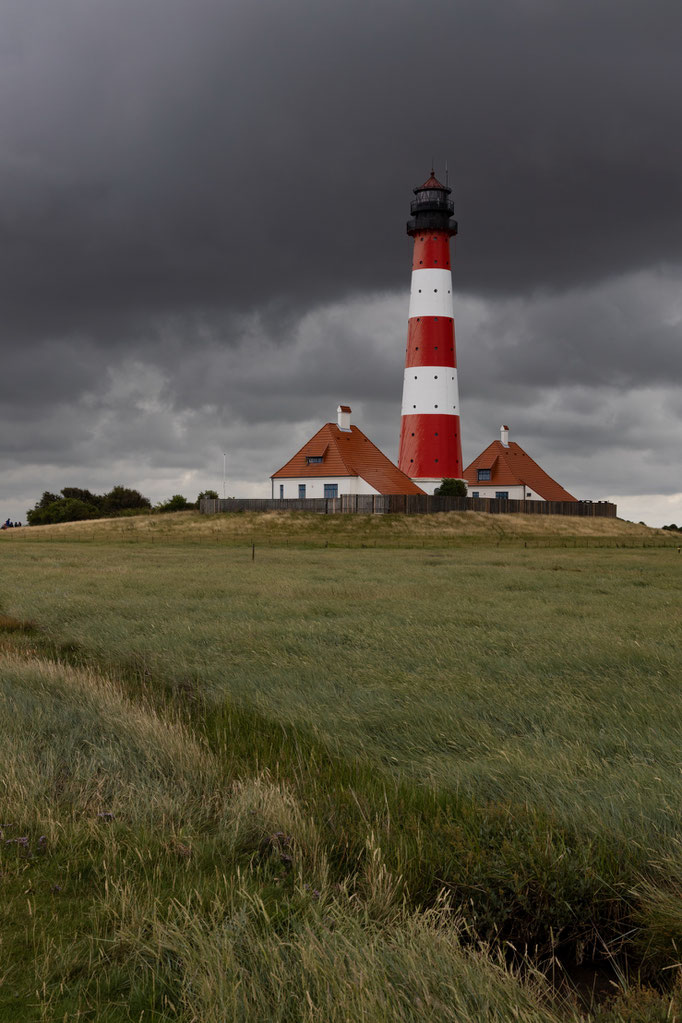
477, 469, 491, 481
306, 456, 324, 465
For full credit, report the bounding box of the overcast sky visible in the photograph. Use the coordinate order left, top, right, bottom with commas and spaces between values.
1, 0, 680, 525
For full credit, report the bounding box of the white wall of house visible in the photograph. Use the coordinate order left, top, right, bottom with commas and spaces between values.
271, 476, 381, 498
467, 483, 545, 501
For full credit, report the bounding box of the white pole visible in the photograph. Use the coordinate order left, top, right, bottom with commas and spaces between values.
223, 452, 226, 499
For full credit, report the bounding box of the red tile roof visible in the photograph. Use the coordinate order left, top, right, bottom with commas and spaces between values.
272, 423, 426, 495
463, 441, 577, 501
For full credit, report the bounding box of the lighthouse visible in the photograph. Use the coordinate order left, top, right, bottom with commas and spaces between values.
398, 170, 463, 492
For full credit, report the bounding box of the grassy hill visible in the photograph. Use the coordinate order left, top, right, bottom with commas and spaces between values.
0, 507, 670, 547
0, 521, 680, 1019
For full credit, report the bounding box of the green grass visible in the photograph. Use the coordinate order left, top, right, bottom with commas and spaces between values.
0, 651, 580, 1022
1, 519, 681, 1019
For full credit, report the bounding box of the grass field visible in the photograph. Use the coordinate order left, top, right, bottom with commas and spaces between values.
0, 512, 680, 1020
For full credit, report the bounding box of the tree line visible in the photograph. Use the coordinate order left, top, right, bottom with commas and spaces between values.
26, 487, 219, 525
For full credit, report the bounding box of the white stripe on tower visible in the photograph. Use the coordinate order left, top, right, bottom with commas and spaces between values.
401, 367, 459, 415
408, 268, 454, 318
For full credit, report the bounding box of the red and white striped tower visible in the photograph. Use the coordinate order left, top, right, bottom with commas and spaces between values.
398, 170, 463, 492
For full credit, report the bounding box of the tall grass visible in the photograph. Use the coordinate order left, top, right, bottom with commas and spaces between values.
0, 651, 582, 1021
1, 538, 681, 1018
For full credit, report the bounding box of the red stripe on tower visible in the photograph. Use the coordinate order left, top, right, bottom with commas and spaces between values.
398, 170, 463, 492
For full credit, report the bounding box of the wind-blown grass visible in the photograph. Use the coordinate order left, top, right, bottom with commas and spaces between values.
1, 543, 678, 836
0, 651, 581, 1022
1, 535, 681, 1018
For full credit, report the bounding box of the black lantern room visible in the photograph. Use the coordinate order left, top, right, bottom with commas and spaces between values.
407, 171, 457, 237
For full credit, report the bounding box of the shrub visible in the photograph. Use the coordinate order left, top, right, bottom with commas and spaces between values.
102, 486, 152, 514
27, 486, 152, 525
196, 490, 219, 508
27, 498, 100, 526
155, 494, 192, 513
434, 478, 468, 497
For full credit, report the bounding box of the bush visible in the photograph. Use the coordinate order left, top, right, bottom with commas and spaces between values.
27, 486, 152, 525
196, 490, 219, 508
434, 478, 468, 497
27, 498, 101, 526
102, 486, 152, 514
155, 494, 192, 513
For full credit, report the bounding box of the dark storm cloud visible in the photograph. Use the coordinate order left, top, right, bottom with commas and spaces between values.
2, 0, 682, 338
1, 0, 681, 524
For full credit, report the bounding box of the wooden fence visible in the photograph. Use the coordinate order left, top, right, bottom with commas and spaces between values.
200, 495, 617, 518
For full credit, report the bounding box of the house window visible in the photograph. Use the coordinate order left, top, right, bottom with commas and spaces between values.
298, 484, 306, 499
477, 469, 491, 481
279, 484, 284, 499
472, 491, 479, 498
324, 484, 338, 498
495, 491, 509, 500
306, 456, 324, 464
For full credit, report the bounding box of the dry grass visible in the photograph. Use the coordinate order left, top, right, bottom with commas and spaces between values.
0, 507, 666, 547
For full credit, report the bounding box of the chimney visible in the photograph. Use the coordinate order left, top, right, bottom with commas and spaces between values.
337, 404, 352, 431
500, 424, 509, 447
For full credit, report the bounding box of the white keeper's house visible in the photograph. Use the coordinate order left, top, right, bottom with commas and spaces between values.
462, 426, 576, 502
271, 405, 425, 498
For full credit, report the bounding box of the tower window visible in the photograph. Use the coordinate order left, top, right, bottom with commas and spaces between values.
434, 404, 438, 408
